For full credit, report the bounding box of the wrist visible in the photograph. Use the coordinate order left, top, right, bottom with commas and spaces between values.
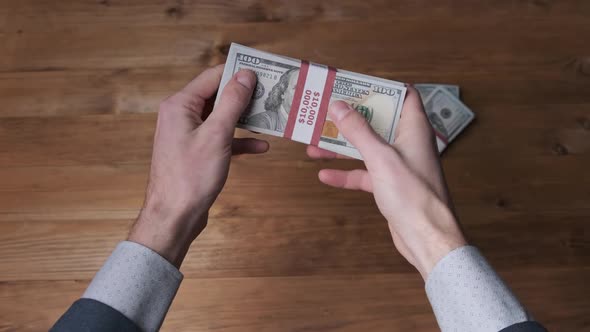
403, 198, 467, 280
128, 202, 209, 268
414, 229, 467, 280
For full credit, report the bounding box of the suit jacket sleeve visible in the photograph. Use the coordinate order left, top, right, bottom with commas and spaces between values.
50, 298, 142, 332
500, 321, 548, 332
50, 241, 183, 332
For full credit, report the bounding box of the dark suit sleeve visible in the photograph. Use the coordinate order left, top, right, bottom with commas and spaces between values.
499, 321, 548, 332
50, 242, 183, 331
50, 299, 142, 332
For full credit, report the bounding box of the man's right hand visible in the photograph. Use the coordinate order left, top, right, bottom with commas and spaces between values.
307, 86, 467, 280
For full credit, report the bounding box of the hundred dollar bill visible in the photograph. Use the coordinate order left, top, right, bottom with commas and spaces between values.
217, 43, 407, 159
415, 83, 460, 100
423, 87, 475, 152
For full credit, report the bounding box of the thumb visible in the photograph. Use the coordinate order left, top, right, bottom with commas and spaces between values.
328, 101, 389, 160
206, 69, 256, 135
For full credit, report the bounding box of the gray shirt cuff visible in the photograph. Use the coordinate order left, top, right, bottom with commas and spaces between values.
425, 246, 532, 332
82, 241, 183, 332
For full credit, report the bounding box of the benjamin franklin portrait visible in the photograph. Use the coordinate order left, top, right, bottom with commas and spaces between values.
427, 112, 449, 138
246, 68, 299, 133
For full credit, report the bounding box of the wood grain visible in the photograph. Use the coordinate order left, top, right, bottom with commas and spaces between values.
0, 0, 589, 331
1, 269, 588, 332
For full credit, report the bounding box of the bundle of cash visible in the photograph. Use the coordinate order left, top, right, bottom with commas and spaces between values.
217, 43, 406, 159
414, 84, 475, 152
217, 43, 474, 159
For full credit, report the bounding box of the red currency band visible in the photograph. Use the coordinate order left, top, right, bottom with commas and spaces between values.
283, 61, 310, 139
310, 66, 336, 146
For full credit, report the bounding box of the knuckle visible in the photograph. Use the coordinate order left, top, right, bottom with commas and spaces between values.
221, 82, 249, 105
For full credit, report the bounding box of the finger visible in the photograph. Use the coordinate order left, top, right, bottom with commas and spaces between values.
306, 145, 353, 160
232, 137, 269, 155
328, 101, 389, 160
166, 64, 224, 117
206, 69, 256, 136
393, 86, 440, 172
393, 86, 446, 197
395, 86, 435, 144
318, 169, 373, 192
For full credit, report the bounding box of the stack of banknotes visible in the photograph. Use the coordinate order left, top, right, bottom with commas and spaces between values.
217, 43, 474, 159
414, 83, 474, 152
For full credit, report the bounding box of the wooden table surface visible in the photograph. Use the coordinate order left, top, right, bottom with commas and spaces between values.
1, 1, 589, 331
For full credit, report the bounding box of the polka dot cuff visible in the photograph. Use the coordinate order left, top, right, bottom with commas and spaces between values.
426, 246, 531, 332
82, 241, 183, 332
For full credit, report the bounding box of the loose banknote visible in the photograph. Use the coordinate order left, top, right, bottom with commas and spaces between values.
415, 83, 460, 100
422, 87, 474, 152
217, 43, 407, 159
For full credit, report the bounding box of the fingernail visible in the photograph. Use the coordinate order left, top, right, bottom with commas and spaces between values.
235, 70, 255, 89
329, 101, 353, 122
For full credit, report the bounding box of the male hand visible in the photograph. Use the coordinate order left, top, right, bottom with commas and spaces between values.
307, 87, 467, 279
128, 65, 268, 267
